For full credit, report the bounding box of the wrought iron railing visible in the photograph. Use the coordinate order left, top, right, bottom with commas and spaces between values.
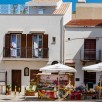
3, 47, 49, 58
80, 49, 101, 61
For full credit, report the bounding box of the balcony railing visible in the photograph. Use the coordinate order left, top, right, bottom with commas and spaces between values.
3, 47, 49, 58
80, 49, 101, 61
0, 4, 29, 14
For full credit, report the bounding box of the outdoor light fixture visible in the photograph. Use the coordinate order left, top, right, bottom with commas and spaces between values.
68, 38, 70, 40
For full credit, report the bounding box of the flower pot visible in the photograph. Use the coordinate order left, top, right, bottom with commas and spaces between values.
25, 92, 35, 96
6, 91, 11, 95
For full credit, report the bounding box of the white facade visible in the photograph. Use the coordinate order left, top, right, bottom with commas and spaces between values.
0, 0, 72, 95
65, 27, 102, 87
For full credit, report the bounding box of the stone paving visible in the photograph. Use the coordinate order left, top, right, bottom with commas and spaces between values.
0, 95, 101, 102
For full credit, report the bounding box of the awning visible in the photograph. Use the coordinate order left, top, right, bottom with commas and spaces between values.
29, 29, 46, 33
7, 29, 24, 33
65, 59, 75, 64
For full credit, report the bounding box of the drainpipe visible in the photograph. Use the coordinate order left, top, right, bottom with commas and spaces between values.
60, 17, 64, 64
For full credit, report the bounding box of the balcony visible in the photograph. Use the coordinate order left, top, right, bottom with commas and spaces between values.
0, 4, 29, 14
80, 49, 101, 62
3, 47, 49, 59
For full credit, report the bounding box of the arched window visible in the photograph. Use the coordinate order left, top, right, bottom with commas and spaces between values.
24, 67, 29, 76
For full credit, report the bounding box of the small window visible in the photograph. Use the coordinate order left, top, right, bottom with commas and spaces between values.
24, 67, 29, 76
52, 37, 56, 44
38, 9, 44, 14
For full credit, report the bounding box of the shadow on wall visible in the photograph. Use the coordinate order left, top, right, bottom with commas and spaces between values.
66, 27, 102, 64
65, 27, 102, 86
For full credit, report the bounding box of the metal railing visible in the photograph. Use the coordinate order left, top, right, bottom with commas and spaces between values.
80, 49, 101, 61
3, 47, 49, 58
0, 4, 29, 14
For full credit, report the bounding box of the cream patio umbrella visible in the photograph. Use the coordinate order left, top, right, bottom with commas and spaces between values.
39, 63, 77, 98
82, 62, 102, 99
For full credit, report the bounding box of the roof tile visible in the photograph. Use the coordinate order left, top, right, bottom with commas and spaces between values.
66, 19, 102, 27
53, 3, 69, 14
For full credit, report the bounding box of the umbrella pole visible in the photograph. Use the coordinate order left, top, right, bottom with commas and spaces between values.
58, 72, 60, 99
99, 71, 102, 99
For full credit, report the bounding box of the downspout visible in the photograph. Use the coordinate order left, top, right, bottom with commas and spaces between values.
60, 17, 64, 64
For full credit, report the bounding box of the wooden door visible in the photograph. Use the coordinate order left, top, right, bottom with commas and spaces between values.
12, 70, 21, 91
84, 39, 96, 60
30, 70, 41, 84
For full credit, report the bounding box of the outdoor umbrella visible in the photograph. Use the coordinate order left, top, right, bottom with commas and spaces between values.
82, 62, 102, 99
39, 63, 77, 98
82, 63, 102, 72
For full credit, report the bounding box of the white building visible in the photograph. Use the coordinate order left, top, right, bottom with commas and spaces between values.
65, 19, 102, 88
0, 0, 72, 94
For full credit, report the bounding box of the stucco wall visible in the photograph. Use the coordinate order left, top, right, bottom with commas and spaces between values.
2, 60, 47, 94
63, 2, 72, 25
65, 27, 102, 86
0, 15, 62, 62
73, 3, 102, 19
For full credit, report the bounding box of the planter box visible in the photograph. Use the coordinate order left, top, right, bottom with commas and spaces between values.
25, 92, 35, 96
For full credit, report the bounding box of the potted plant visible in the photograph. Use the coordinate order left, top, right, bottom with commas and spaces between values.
6, 84, 11, 95
25, 90, 35, 96
25, 85, 35, 96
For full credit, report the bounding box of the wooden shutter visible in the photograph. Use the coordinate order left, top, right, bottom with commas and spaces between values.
21, 34, 26, 58
84, 39, 96, 60
43, 34, 48, 58
27, 34, 32, 58
5, 34, 10, 57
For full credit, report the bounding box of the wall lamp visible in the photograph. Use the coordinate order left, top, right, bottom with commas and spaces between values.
68, 38, 70, 40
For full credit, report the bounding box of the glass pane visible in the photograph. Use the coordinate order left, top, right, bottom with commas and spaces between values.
39, 35, 42, 47
33, 35, 38, 48
17, 49, 20, 57
33, 35, 38, 57
38, 48, 42, 57
17, 35, 21, 48
11, 35, 16, 48
38, 9, 43, 14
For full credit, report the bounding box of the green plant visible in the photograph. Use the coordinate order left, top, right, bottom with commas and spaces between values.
26, 85, 34, 92
6, 84, 11, 90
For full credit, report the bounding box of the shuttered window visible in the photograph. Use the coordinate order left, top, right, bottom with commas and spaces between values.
84, 39, 96, 60
5, 33, 26, 58
43, 34, 48, 58
27, 34, 48, 58
27, 34, 32, 58
5, 34, 11, 57
21, 34, 26, 58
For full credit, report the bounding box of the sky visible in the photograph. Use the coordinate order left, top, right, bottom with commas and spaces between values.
0, 0, 102, 11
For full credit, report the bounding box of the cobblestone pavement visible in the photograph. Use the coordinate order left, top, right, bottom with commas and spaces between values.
0, 95, 101, 102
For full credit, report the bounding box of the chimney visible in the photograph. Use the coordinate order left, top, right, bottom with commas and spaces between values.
78, 0, 86, 3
